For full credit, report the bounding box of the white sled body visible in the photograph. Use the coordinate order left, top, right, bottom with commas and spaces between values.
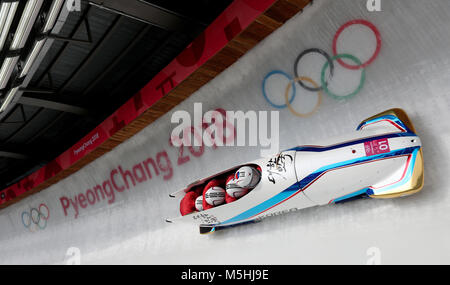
168, 109, 424, 234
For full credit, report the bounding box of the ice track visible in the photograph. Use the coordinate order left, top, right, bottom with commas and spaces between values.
1, 0, 450, 264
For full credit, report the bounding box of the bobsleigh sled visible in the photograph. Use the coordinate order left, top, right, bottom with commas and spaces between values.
167, 109, 424, 234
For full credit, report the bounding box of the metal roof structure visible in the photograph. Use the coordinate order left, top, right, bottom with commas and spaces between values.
0, 0, 232, 189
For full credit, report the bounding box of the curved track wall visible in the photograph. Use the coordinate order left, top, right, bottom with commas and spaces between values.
1, 0, 450, 264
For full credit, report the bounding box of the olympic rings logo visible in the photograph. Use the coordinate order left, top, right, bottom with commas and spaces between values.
21, 203, 50, 232
262, 19, 381, 117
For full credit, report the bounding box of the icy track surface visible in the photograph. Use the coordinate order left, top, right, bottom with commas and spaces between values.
1, 0, 450, 264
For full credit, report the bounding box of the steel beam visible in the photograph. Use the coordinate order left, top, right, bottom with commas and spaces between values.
57, 15, 122, 94
18, 96, 89, 116
0, 151, 28, 160
88, 0, 194, 31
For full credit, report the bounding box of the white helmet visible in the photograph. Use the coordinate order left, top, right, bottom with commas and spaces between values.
235, 166, 260, 189
204, 186, 226, 206
195, 196, 204, 211
226, 177, 248, 198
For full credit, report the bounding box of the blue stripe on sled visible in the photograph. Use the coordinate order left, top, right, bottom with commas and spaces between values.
219, 147, 419, 226
287, 132, 415, 153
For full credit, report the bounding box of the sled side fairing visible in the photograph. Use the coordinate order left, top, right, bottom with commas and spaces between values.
368, 147, 424, 199
303, 146, 421, 204
169, 108, 424, 234
202, 144, 421, 230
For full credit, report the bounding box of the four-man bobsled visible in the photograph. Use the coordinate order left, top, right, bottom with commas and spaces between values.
167, 109, 424, 234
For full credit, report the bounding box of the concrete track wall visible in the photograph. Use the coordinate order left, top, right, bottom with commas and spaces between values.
1, 0, 449, 264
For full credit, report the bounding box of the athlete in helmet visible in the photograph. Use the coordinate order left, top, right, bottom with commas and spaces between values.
180, 165, 261, 215
234, 166, 261, 189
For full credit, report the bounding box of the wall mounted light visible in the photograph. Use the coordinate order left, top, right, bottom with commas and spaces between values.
0, 86, 19, 113
0, 56, 19, 89
20, 0, 65, 78
43, 0, 65, 33
0, 1, 19, 51
10, 0, 44, 50
1, 0, 67, 113
19, 38, 45, 77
